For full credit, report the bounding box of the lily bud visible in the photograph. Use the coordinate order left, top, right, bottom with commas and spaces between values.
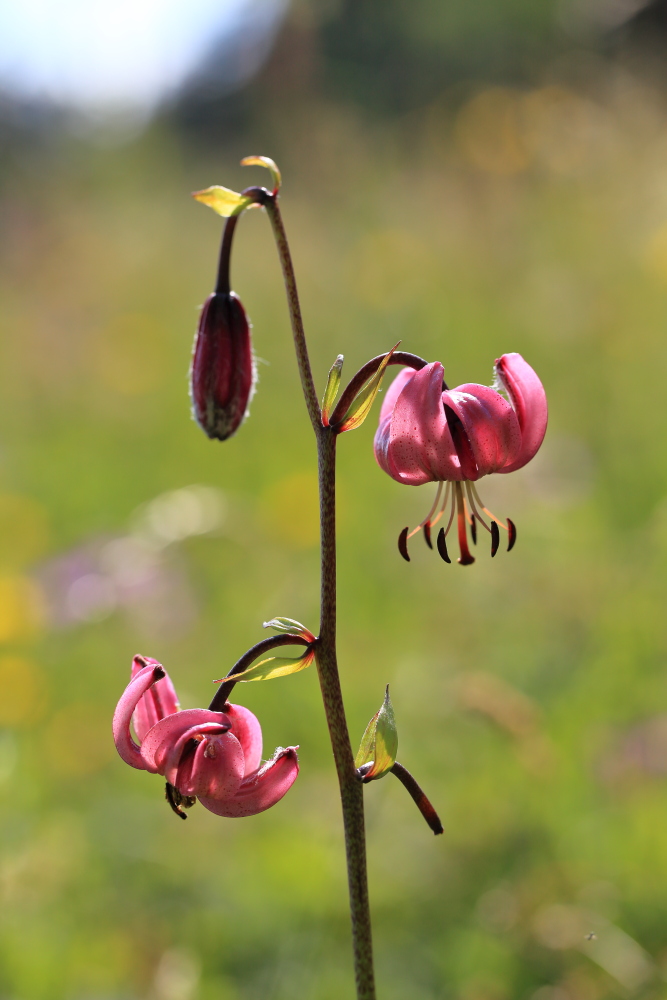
190, 291, 256, 441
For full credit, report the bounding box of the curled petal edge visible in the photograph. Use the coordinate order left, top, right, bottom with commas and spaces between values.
113, 663, 166, 772
494, 352, 547, 473
198, 747, 299, 818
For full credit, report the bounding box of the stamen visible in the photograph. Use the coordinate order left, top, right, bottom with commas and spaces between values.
470, 514, 477, 546
491, 521, 500, 557
455, 482, 475, 566
407, 482, 443, 541
430, 482, 451, 530
422, 522, 433, 549
470, 484, 509, 532
507, 518, 517, 552
436, 528, 451, 563
165, 782, 189, 820
464, 483, 492, 534
398, 527, 410, 562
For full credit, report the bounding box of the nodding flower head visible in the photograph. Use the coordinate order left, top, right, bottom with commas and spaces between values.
374, 353, 547, 565
113, 658, 298, 818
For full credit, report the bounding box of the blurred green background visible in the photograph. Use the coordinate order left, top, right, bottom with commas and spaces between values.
3, 2, 667, 998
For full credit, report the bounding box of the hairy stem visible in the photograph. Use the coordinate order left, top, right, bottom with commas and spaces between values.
318, 427, 375, 1000
266, 194, 376, 999
264, 196, 322, 432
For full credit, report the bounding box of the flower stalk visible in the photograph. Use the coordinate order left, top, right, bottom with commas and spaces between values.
264, 190, 377, 1000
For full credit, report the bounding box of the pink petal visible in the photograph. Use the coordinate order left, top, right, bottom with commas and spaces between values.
443, 384, 522, 480
113, 663, 165, 772
494, 353, 548, 473
140, 708, 231, 773
164, 728, 244, 799
226, 703, 263, 777
374, 367, 416, 478
198, 747, 299, 818
379, 363, 461, 485
130, 656, 180, 743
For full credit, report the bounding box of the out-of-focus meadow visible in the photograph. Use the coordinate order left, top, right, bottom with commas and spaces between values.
3, 3, 667, 998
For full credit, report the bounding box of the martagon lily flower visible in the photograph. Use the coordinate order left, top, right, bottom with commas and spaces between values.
374, 353, 547, 565
113, 656, 299, 818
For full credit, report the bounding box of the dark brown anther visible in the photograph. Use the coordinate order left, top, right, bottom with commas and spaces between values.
491, 521, 500, 557
470, 515, 477, 546
398, 527, 410, 562
422, 522, 433, 549
436, 528, 451, 564
165, 782, 195, 820
507, 518, 517, 552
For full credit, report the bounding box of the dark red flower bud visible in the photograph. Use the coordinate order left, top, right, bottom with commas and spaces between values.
190, 291, 256, 441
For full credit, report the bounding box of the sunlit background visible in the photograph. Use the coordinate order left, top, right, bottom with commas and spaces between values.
2, 1, 667, 998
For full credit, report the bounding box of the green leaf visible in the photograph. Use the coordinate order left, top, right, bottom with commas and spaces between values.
220, 649, 315, 684
240, 155, 282, 193
321, 355, 344, 426
337, 344, 399, 432
263, 617, 316, 643
355, 686, 398, 780
192, 185, 254, 217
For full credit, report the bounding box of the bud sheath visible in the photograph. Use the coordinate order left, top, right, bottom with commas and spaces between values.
190, 291, 256, 441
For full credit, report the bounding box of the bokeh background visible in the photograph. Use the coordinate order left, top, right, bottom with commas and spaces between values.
2, 1, 667, 998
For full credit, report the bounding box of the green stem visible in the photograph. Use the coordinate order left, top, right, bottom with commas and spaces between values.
266, 194, 376, 1000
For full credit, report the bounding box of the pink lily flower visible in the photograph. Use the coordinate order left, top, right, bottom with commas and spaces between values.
113, 657, 299, 818
374, 353, 547, 565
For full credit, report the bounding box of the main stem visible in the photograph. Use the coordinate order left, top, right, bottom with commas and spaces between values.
265, 196, 376, 1000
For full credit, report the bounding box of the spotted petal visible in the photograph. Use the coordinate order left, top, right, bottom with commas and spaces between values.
376, 363, 460, 485
443, 384, 521, 480
113, 663, 166, 772
140, 708, 231, 774
199, 747, 299, 818
226, 702, 263, 776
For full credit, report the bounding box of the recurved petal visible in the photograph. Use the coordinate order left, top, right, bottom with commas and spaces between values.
113, 663, 165, 772
140, 708, 231, 773
374, 367, 415, 477
444, 384, 522, 480
378, 362, 461, 485
130, 656, 180, 743
494, 353, 548, 473
164, 728, 245, 800
377, 366, 415, 427
226, 703, 263, 776
198, 747, 299, 818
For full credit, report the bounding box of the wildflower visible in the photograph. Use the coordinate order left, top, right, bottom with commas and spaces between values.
190, 291, 256, 441
374, 353, 547, 565
113, 657, 298, 818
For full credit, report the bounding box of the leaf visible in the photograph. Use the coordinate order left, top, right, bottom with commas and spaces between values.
263, 617, 316, 643
337, 344, 399, 432
321, 355, 344, 426
192, 185, 254, 217
240, 155, 282, 193
216, 649, 315, 684
355, 686, 398, 780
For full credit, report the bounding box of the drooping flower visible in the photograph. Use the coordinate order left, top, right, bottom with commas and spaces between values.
374, 353, 547, 565
190, 291, 256, 441
113, 657, 298, 818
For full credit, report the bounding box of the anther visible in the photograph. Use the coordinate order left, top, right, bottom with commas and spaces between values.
490, 521, 500, 557
398, 527, 410, 562
165, 782, 188, 820
507, 518, 517, 552
436, 528, 451, 564
422, 522, 433, 549
470, 515, 477, 546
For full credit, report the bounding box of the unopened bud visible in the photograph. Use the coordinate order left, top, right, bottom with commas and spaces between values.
190, 291, 256, 441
